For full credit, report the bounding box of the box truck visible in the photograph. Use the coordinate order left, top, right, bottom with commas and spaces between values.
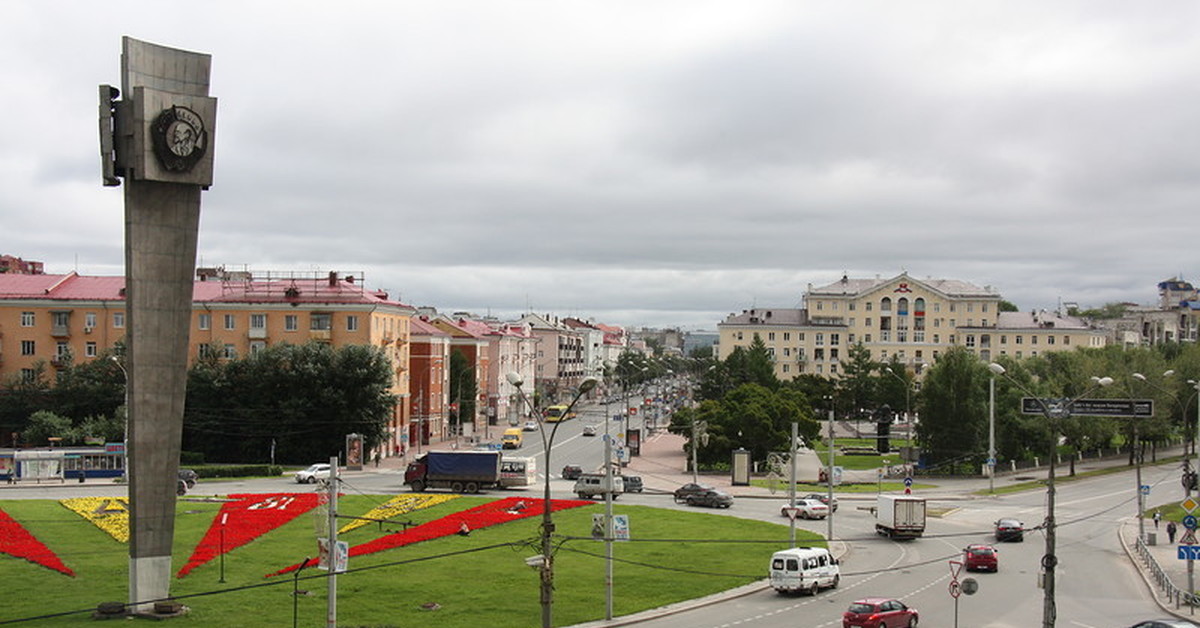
875, 494, 926, 539
405, 450, 503, 494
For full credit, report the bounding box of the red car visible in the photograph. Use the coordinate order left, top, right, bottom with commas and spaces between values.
964, 544, 998, 572
843, 597, 919, 628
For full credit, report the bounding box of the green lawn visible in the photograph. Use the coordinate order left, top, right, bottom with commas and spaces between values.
1, 494, 815, 627
811, 437, 912, 470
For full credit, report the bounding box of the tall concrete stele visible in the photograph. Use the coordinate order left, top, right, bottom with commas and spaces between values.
99, 37, 217, 613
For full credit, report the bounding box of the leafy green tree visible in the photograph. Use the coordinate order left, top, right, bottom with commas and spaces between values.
838, 343, 878, 422
183, 342, 395, 464
669, 383, 818, 467
21, 410, 72, 446
915, 347, 988, 470
723, 336, 777, 390
999, 300, 1019, 312
449, 349, 477, 432
0, 364, 51, 446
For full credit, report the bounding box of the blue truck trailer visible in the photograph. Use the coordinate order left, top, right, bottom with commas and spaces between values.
404, 450, 503, 494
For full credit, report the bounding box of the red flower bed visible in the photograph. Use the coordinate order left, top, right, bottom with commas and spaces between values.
0, 508, 74, 576
266, 497, 590, 577
178, 493, 321, 578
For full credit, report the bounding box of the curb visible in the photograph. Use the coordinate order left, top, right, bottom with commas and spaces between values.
1118, 517, 1200, 622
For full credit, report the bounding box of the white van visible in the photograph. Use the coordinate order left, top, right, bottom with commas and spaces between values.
573, 473, 624, 499
769, 547, 840, 595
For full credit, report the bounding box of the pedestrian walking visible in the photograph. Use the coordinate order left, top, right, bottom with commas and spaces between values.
1154, 511, 1162, 528
1168, 520, 1178, 544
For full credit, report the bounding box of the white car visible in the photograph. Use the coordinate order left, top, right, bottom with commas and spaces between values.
781, 498, 830, 520
582, 424, 598, 436
294, 463, 332, 484
523, 420, 539, 432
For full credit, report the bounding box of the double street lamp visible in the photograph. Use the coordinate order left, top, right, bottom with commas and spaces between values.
988, 362, 1112, 628
506, 372, 597, 628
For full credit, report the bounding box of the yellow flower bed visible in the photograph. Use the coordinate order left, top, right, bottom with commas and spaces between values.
339, 494, 459, 534
60, 497, 130, 543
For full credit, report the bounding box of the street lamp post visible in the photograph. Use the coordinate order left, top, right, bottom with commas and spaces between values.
507, 372, 597, 628
988, 363, 1111, 628
110, 356, 129, 479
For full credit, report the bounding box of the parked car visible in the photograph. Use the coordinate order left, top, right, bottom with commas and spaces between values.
781, 498, 829, 519
673, 482, 714, 503
1126, 620, 1200, 628
621, 475, 644, 493
964, 544, 998, 572
561, 464, 583, 480
802, 492, 839, 512
523, 420, 539, 432
685, 489, 734, 508
294, 463, 332, 484
995, 518, 1025, 542
842, 597, 919, 628
582, 424, 598, 436
177, 468, 198, 489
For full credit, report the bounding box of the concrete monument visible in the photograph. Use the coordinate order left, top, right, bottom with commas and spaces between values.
99, 36, 217, 614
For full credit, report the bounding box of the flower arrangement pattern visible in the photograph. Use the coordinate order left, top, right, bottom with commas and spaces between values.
337, 494, 460, 535
178, 493, 321, 578
0, 508, 74, 576
268, 496, 590, 577
60, 497, 129, 543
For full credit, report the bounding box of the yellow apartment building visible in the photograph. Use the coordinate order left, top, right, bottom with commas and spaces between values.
0, 269, 415, 457
717, 273, 1108, 380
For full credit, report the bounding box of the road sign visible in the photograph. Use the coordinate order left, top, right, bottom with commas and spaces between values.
1184, 515, 1198, 530
1141, 485, 1151, 496
948, 580, 961, 599
1183, 497, 1199, 514
1181, 530, 1197, 546
986, 457, 996, 466
1180, 545, 1200, 560
904, 477, 913, 488
783, 507, 800, 521
961, 577, 979, 595
1020, 397, 1153, 417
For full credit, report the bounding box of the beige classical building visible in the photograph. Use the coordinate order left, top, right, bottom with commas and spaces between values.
717, 273, 1107, 379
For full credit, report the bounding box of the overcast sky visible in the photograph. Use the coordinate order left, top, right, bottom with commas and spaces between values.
3, 2, 1198, 330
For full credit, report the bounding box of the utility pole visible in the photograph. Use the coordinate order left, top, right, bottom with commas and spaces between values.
826, 397, 835, 543
326, 455, 338, 628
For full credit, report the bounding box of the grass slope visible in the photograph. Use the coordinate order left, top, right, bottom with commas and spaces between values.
1, 494, 817, 627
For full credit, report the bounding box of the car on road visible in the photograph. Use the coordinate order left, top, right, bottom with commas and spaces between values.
523, 420, 539, 432
964, 544, 998, 572
842, 597, 918, 628
621, 474, 643, 493
1126, 621, 1200, 628
561, 464, 583, 480
294, 463, 332, 484
178, 468, 198, 489
685, 489, 734, 508
781, 498, 829, 519
582, 424, 597, 436
802, 492, 838, 512
673, 482, 714, 503
995, 517, 1024, 542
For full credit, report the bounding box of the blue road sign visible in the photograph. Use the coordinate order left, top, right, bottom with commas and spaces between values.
904, 477, 913, 488
1184, 515, 1198, 530
1180, 546, 1200, 560
1141, 485, 1151, 496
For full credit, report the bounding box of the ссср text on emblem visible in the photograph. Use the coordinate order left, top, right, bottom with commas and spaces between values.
151, 105, 207, 172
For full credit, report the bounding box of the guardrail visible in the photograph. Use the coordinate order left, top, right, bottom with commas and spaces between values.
1135, 536, 1200, 611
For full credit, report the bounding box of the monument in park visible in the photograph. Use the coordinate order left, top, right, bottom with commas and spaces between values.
99, 37, 217, 614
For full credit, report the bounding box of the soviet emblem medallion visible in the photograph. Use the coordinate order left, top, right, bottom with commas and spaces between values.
151, 105, 208, 172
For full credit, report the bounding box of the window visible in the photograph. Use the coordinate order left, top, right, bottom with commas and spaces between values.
982, 304, 989, 312
199, 313, 211, 330
816, 301, 823, 310
968, 303, 975, 312
21, 340, 35, 356
830, 348, 839, 361
311, 313, 332, 331
865, 317, 872, 327
736, 332, 743, 341
897, 331, 907, 342
113, 312, 125, 328
1031, 336, 1038, 345
20, 311, 34, 327
914, 332, 925, 342
814, 348, 825, 360
866, 302, 873, 311
849, 318, 855, 327
223, 344, 237, 359
783, 347, 791, 357
831, 334, 840, 346
949, 303, 956, 312
1064, 336, 1071, 345
848, 333, 855, 343
881, 330, 890, 341
1047, 335, 1055, 345
224, 314, 236, 330
783, 332, 790, 341
347, 315, 359, 332
285, 315, 298, 331
816, 333, 824, 346
86, 342, 97, 357
1000, 335, 1007, 344
250, 341, 266, 356
782, 364, 790, 373
86, 312, 97, 328
20, 369, 36, 382
1016, 336, 1023, 345
250, 314, 266, 330
768, 332, 775, 341
881, 297, 892, 312
849, 303, 856, 311
933, 334, 939, 343
52, 311, 70, 328
56, 342, 69, 358
864, 334, 872, 342
897, 298, 909, 316
199, 344, 215, 359
830, 364, 838, 374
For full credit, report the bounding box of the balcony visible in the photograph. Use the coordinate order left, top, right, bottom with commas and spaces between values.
248, 328, 268, 340
309, 329, 332, 341
50, 325, 71, 338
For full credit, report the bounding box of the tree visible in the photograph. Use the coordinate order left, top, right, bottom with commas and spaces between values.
22, 410, 72, 446
838, 343, 878, 422
723, 337, 777, 390
915, 347, 988, 470
183, 342, 395, 464
669, 383, 818, 467
449, 350, 477, 433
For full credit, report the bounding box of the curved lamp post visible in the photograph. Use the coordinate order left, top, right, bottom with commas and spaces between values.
988, 362, 1111, 628
506, 372, 597, 628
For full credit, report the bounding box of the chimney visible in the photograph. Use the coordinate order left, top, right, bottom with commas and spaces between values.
328, 271, 338, 286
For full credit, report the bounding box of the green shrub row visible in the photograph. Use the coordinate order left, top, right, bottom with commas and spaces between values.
192, 464, 282, 479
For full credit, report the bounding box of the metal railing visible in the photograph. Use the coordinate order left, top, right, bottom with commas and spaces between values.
1135, 536, 1199, 611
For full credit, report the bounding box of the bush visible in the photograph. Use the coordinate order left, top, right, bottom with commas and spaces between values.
180, 451, 206, 465
194, 465, 282, 479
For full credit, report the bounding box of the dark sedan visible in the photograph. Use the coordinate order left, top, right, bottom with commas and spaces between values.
684, 489, 734, 509
673, 482, 714, 503
995, 518, 1024, 542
